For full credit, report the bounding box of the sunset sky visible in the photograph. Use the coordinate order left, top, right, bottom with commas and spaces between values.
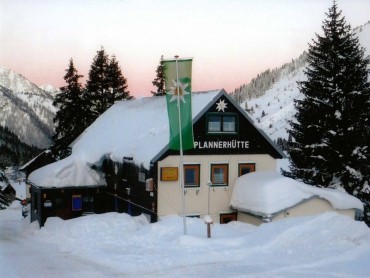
1, 0, 369, 97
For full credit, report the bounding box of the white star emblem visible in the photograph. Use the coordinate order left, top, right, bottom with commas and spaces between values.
216, 99, 228, 112
167, 79, 190, 104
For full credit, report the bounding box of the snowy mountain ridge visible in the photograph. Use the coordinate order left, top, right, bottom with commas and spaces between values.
40, 84, 61, 95
0, 66, 56, 148
236, 21, 370, 142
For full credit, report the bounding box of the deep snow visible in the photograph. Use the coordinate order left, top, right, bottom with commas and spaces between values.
1, 201, 370, 277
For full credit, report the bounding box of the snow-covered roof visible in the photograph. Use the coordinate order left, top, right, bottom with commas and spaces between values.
28, 155, 106, 188
29, 90, 222, 187
230, 171, 363, 217
71, 90, 222, 167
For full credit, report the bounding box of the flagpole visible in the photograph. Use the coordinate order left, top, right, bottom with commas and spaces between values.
175, 55, 187, 235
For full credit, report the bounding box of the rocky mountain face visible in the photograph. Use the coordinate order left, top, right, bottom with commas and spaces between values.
0, 67, 56, 149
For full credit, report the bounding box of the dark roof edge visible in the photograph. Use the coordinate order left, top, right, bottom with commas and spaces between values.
27, 179, 106, 189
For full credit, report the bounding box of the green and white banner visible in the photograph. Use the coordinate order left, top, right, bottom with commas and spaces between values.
163, 58, 194, 150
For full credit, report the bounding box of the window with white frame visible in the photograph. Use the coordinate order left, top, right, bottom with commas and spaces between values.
210, 164, 228, 186
207, 113, 237, 133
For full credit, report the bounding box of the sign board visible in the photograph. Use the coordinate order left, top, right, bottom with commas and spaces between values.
160, 167, 178, 181
194, 140, 249, 149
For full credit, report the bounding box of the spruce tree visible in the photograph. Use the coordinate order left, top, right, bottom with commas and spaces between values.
107, 55, 132, 105
85, 47, 110, 121
284, 2, 370, 204
151, 55, 166, 96
86, 47, 131, 125
52, 59, 86, 158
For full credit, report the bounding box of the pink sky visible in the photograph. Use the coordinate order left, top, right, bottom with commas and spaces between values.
1, 0, 369, 97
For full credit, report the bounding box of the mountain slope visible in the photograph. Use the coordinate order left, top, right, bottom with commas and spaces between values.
0, 67, 56, 148
0, 125, 41, 169
40, 84, 61, 95
235, 21, 370, 142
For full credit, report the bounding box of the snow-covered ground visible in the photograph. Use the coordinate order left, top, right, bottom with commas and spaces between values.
1, 201, 370, 277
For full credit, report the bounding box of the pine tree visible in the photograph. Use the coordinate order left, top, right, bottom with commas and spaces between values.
151, 55, 166, 96
85, 47, 110, 121
85, 47, 131, 125
52, 59, 86, 158
284, 2, 370, 204
107, 55, 132, 105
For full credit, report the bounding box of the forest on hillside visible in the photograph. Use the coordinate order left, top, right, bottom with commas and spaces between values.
0, 125, 41, 169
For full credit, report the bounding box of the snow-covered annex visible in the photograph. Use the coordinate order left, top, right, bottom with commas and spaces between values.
27, 89, 363, 227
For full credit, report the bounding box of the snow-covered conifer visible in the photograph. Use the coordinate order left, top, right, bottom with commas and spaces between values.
284, 2, 370, 205
151, 55, 166, 96
52, 59, 86, 158
85, 47, 131, 125
107, 55, 131, 103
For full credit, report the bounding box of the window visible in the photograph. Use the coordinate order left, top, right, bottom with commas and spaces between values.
184, 164, 200, 187
223, 116, 236, 132
211, 164, 228, 186
208, 115, 222, 132
238, 163, 256, 177
72, 195, 82, 211
138, 172, 146, 182
207, 113, 237, 133
55, 197, 67, 210
83, 195, 94, 212
220, 212, 237, 224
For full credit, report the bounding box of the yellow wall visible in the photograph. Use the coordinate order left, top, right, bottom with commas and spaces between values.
157, 154, 276, 223
273, 197, 355, 221
237, 197, 356, 226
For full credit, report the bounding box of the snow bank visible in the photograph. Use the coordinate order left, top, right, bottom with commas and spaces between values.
230, 171, 363, 216
30, 211, 370, 277
2, 202, 370, 277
